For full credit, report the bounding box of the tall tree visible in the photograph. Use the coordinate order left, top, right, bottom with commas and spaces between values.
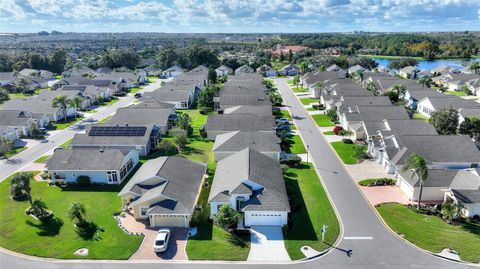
49, 49, 67, 74
417, 77, 432, 88
155, 46, 180, 69
459, 117, 480, 141
402, 153, 428, 210
429, 107, 459, 135
68, 96, 84, 116
213, 204, 240, 230
52, 95, 70, 122
387, 58, 418, 70
15, 77, 32, 94
208, 67, 217, 84
469, 62, 480, 74
68, 202, 87, 225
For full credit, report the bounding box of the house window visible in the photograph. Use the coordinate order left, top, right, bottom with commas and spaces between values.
107, 171, 118, 183
140, 207, 148, 217
181, 102, 188, 108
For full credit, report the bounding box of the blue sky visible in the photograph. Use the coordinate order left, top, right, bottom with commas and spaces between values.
1, 0, 479, 33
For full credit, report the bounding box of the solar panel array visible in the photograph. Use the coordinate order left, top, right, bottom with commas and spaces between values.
89, 126, 147, 137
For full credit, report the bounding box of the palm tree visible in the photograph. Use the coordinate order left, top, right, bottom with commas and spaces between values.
30, 199, 48, 217
365, 81, 379, 96
52, 95, 69, 122
391, 84, 407, 97
9, 172, 32, 204
68, 202, 87, 225
68, 96, 84, 118
402, 153, 428, 210
417, 77, 432, 88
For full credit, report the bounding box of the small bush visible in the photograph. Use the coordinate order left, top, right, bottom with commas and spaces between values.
233, 229, 250, 236
359, 178, 396, 186
333, 126, 343, 135
76, 176, 91, 187
280, 156, 302, 166
342, 138, 353, 144
199, 106, 209, 115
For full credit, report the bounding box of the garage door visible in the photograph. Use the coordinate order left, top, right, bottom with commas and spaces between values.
150, 214, 188, 228
247, 213, 283, 226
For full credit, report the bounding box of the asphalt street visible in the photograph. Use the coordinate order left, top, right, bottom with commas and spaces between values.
0, 78, 471, 269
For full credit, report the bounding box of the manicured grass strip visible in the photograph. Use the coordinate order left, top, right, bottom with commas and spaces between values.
445, 91, 468, 97
102, 98, 120, 106
412, 112, 430, 123
0, 172, 143, 259
323, 131, 335, 135
330, 141, 365, 165
287, 79, 294, 85
4, 146, 27, 158
284, 163, 340, 260
307, 107, 318, 111
285, 135, 307, 154
147, 76, 158, 83
59, 138, 73, 149
291, 86, 307, 93
51, 117, 83, 130
311, 114, 335, 127
299, 98, 318, 105
34, 155, 51, 163
128, 87, 142, 94
98, 115, 113, 124
274, 109, 292, 120
377, 203, 480, 263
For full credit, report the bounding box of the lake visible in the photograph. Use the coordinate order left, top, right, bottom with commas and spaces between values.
372, 57, 480, 71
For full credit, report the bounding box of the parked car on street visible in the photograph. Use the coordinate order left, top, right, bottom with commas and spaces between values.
154, 228, 171, 252
276, 118, 290, 124
134, 92, 142, 98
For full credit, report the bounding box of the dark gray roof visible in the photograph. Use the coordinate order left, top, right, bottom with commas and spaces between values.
37, 90, 87, 101
451, 189, 480, 204
1, 98, 59, 115
384, 119, 437, 136
143, 89, 191, 102
71, 124, 154, 147
344, 106, 410, 122
459, 108, 480, 119
422, 97, 480, 110
337, 96, 392, 110
46, 148, 131, 171
219, 93, 271, 108
213, 131, 281, 153
398, 169, 458, 188
107, 108, 172, 128
206, 115, 275, 132
0, 110, 32, 127
132, 100, 176, 109
209, 148, 290, 212
450, 169, 480, 190
391, 135, 480, 165
407, 88, 446, 101
220, 85, 267, 95
222, 105, 272, 116
119, 157, 207, 215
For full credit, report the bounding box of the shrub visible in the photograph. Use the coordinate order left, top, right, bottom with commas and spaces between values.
158, 140, 178, 155
199, 106, 209, 115
359, 178, 395, 186
342, 138, 353, 144
353, 145, 367, 160
76, 176, 91, 187
279, 156, 302, 166
280, 164, 290, 174
333, 126, 343, 135
233, 229, 250, 236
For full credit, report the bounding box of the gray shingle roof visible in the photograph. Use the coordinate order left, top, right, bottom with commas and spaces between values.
107, 108, 172, 128
213, 131, 281, 153
344, 106, 410, 122
451, 189, 480, 204
423, 97, 480, 111
209, 148, 290, 212
46, 148, 131, 171
1, 98, 59, 116
337, 96, 392, 110
71, 124, 154, 147
206, 115, 275, 132
398, 169, 458, 188
219, 93, 271, 108
0, 110, 31, 127
143, 89, 191, 102
119, 157, 207, 215
222, 105, 272, 116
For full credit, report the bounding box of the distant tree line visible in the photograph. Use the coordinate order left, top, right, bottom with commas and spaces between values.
0, 49, 67, 73
155, 45, 220, 70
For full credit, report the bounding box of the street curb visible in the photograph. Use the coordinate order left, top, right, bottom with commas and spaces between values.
281, 78, 479, 268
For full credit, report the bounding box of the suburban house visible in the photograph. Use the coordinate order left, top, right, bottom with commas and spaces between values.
338, 106, 410, 132
370, 134, 480, 174
347, 65, 366, 76
118, 156, 207, 228
334, 96, 392, 112
222, 105, 273, 116
1, 97, 76, 121
398, 66, 419, 79
216, 93, 271, 109
458, 108, 480, 125
204, 115, 275, 140
278, 64, 299, 76
208, 148, 290, 227
95, 67, 113, 74
0, 126, 19, 142
256, 65, 276, 77
0, 72, 15, 87
58, 85, 112, 100
96, 71, 147, 90
18, 69, 54, 80
363, 74, 418, 93
62, 66, 96, 77
162, 65, 184, 78
431, 65, 457, 75
51, 76, 87, 90
271, 44, 307, 56
416, 96, 480, 118
365, 118, 437, 143
215, 65, 233, 77
46, 148, 139, 185
444, 74, 479, 91
37, 90, 92, 110
320, 88, 374, 106
71, 124, 160, 156
142, 89, 194, 109
403, 87, 446, 109
443, 169, 480, 217
0, 110, 49, 138
106, 107, 175, 135
213, 131, 281, 161
234, 65, 255, 75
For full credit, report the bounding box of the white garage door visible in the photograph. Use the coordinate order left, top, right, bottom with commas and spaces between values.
150, 214, 188, 227
247, 213, 283, 226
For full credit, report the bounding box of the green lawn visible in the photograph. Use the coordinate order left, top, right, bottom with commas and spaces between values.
147, 76, 158, 83
274, 109, 292, 120
377, 203, 480, 263
0, 172, 143, 259
128, 87, 142, 94
412, 112, 430, 123
311, 114, 335, 127
330, 141, 366, 164
285, 135, 307, 154
97, 115, 113, 124
51, 117, 84, 130
307, 107, 319, 111
173, 108, 251, 260
284, 163, 340, 260
323, 131, 335, 135
102, 98, 120, 106
445, 91, 468, 97
299, 98, 318, 105
4, 146, 27, 158
287, 79, 294, 85
291, 86, 307, 93
59, 138, 73, 149
34, 155, 51, 163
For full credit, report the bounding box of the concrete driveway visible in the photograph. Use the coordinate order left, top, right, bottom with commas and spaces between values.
247, 226, 290, 261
